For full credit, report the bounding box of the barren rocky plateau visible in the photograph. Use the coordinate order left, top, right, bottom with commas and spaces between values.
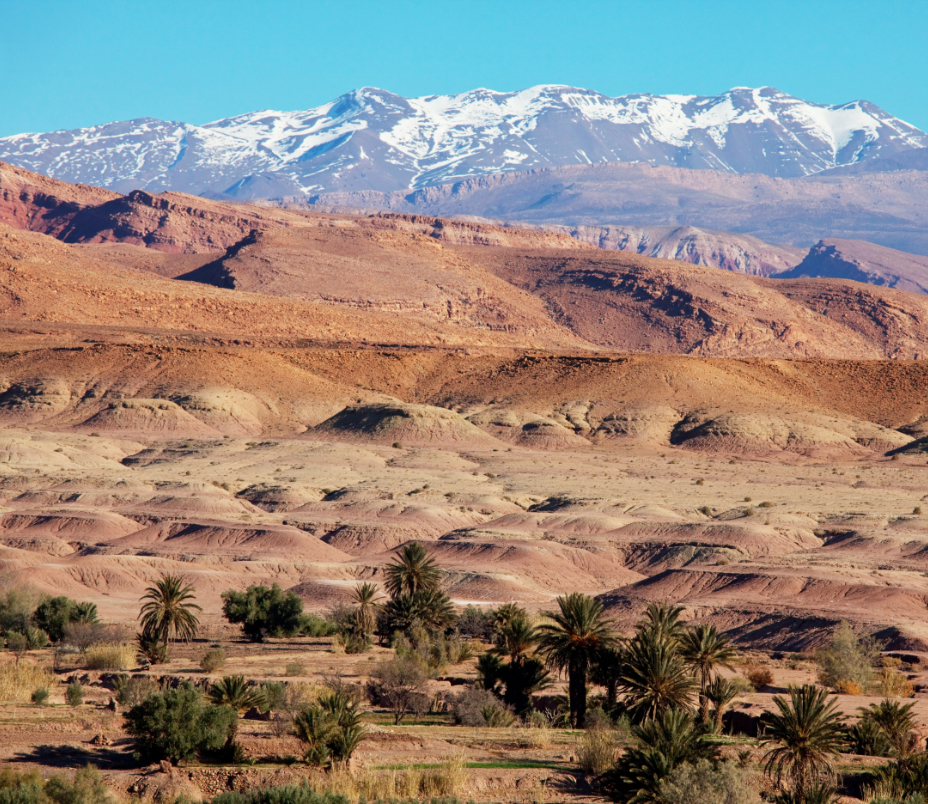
2, 161, 928, 654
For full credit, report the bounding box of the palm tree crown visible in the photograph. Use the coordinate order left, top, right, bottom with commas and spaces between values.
537, 592, 615, 728
762, 684, 846, 798
138, 573, 202, 646
384, 542, 442, 599
620, 629, 698, 723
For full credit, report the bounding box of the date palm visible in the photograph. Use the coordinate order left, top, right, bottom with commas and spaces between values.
620, 629, 697, 723
762, 684, 846, 799
705, 675, 739, 734
679, 624, 737, 723
492, 613, 539, 665
638, 601, 687, 646
859, 699, 918, 759
384, 542, 441, 599
210, 675, 261, 712
351, 582, 382, 638
537, 592, 615, 728
138, 573, 202, 646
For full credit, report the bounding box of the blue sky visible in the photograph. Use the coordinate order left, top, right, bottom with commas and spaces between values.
2, 0, 926, 137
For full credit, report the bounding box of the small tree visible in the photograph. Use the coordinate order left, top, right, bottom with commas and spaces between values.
815, 621, 877, 692
221, 584, 305, 642
123, 682, 237, 764
368, 655, 428, 725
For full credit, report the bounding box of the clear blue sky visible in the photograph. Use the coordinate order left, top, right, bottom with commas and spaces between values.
2, 0, 926, 137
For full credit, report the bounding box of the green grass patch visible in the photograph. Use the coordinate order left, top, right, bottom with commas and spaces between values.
374, 760, 565, 771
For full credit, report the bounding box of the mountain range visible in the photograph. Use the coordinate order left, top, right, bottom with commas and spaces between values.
2, 85, 926, 199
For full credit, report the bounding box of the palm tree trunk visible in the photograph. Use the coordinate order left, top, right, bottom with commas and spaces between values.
713, 706, 724, 734
569, 659, 587, 729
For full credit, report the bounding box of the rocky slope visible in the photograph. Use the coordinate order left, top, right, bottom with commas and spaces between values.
776, 238, 928, 294
1, 86, 924, 197
560, 224, 804, 276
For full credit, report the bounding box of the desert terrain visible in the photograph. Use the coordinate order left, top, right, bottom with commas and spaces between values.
1, 162, 928, 801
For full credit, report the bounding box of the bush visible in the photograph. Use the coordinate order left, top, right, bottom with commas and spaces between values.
835, 678, 863, 695
879, 668, 915, 699
0, 766, 115, 804
743, 663, 774, 691
456, 606, 496, 641
65, 682, 84, 707
451, 687, 513, 727
221, 584, 305, 642
200, 648, 227, 673
659, 759, 762, 804
816, 621, 877, 692
113, 675, 160, 707
576, 726, 621, 775
368, 656, 429, 725
31, 687, 49, 706
284, 662, 306, 677
84, 643, 134, 671
123, 681, 237, 764
33, 596, 99, 643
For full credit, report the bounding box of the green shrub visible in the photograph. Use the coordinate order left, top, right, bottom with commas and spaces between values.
221, 584, 305, 642
65, 682, 84, 707
0, 766, 114, 804
30, 687, 49, 706
659, 759, 762, 804
123, 681, 237, 763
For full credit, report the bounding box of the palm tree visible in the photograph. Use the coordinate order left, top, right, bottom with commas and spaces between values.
210, 675, 261, 712
536, 592, 615, 728
620, 629, 697, 723
591, 644, 625, 709
73, 602, 99, 624
679, 624, 737, 723
705, 675, 739, 734
762, 684, 847, 800
859, 699, 918, 760
351, 582, 382, 638
384, 588, 456, 633
492, 614, 539, 665
602, 708, 718, 803
138, 573, 201, 647
384, 542, 441, 599
638, 601, 687, 645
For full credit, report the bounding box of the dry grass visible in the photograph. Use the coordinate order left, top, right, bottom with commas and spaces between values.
318, 755, 469, 803
84, 643, 135, 671
0, 661, 56, 703
576, 727, 620, 775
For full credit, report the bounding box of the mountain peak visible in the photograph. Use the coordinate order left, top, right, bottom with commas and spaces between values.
1, 85, 924, 197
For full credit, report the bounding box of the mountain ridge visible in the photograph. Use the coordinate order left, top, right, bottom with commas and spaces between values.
2, 85, 925, 198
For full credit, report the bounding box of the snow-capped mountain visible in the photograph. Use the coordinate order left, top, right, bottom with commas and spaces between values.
2, 85, 925, 198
